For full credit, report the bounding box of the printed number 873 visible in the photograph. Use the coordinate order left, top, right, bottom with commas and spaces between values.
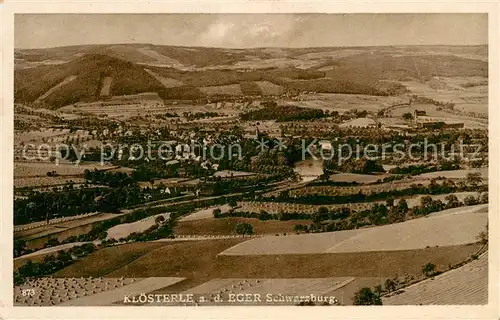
22, 289, 35, 296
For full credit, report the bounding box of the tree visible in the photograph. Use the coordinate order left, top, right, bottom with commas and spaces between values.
319, 172, 331, 183
402, 112, 413, 121
235, 222, 254, 235
422, 262, 436, 277
97, 231, 108, 241
480, 192, 488, 204
384, 278, 397, 293
466, 172, 483, 188
318, 206, 329, 216
278, 190, 290, 199
258, 210, 270, 220
445, 194, 460, 208
420, 195, 434, 208
155, 215, 166, 225
388, 208, 405, 223
373, 285, 383, 297
353, 287, 382, 305
213, 208, 222, 218
386, 198, 395, 208
294, 224, 308, 233
464, 195, 478, 206
14, 239, 27, 257
228, 199, 238, 208
397, 198, 409, 214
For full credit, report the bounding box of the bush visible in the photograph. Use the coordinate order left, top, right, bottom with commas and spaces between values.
353, 287, 382, 305
213, 208, 222, 218
402, 112, 413, 120
422, 262, 437, 277
235, 222, 254, 235
464, 195, 478, 206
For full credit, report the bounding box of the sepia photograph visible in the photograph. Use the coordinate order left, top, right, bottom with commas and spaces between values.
9, 12, 491, 309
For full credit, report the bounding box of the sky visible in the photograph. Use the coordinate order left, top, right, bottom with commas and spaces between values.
15, 13, 488, 49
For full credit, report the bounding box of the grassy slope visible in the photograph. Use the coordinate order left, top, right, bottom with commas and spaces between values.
52, 242, 170, 277
55, 239, 481, 284
326, 52, 488, 82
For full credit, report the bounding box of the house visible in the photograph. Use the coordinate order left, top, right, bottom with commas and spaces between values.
414, 110, 427, 117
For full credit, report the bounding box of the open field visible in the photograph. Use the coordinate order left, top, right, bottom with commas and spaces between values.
405, 191, 480, 208
414, 168, 488, 180
137, 47, 184, 67
14, 128, 80, 144
328, 173, 390, 184
455, 103, 488, 115
61, 277, 186, 306
220, 207, 487, 255
144, 68, 183, 88
293, 159, 323, 181
15, 214, 120, 236
428, 203, 488, 217
286, 180, 431, 197
383, 252, 487, 305
14, 212, 101, 232
255, 81, 284, 96
175, 217, 311, 236
15, 213, 124, 251
237, 192, 482, 215
14, 162, 115, 178
14, 276, 185, 306
55, 239, 245, 278
53, 239, 481, 303
14, 176, 86, 188
106, 213, 171, 240
15, 277, 139, 306
53, 242, 171, 277
213, 170, 257, 178
236, 201, 373, 214
179, 205, 232, 222
339, 117, 376, 128
15, 242, 92, 261
401, 78, 487, 103
388, 102, 487, 129
199, 84, 243, 96
291, 93, 405, 112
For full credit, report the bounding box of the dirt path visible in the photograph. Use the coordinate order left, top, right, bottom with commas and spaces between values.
36, 76, 77, 102
99, 77, 112, 96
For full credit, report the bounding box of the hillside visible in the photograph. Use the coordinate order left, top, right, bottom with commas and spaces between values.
14, 44, 488, 109
15, 54, 165, 109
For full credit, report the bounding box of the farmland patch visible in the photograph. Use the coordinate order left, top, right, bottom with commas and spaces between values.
220, 208, 487, 255
383, 253, 487, 305
199, 84, 243, 96
255, 81, 284, 96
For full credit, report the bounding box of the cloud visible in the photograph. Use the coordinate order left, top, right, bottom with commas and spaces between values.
196, 15, 304, 47
199, 21, 236, 46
